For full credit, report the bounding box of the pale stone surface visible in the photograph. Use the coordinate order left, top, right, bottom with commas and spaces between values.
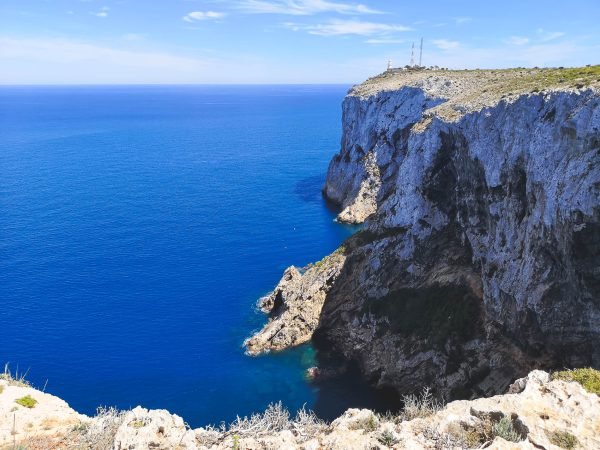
3, 371, 598, 449
113, 406, 198, 449
0, 379, 88, 447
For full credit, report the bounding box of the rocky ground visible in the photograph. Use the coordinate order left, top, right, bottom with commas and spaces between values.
1, 370, 599, 449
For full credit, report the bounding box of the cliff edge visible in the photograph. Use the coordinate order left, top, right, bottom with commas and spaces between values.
2, 370, 599, 449
247, 66, 600, 399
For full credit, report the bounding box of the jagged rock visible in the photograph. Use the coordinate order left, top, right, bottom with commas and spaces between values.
244, 251, 346, 355
113, 407, 198, 449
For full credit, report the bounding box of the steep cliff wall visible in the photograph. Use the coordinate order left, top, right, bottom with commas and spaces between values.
249, 67, 600, 399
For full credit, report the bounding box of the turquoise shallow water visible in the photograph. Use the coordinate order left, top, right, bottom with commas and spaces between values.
0, 85, 386, 426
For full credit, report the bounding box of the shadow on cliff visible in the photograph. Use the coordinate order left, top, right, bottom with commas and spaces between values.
310, 361, 402, 420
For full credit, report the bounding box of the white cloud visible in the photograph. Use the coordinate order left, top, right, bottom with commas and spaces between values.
506, 36, 529, 46
285, 19, 411, 36
183, 11, 227, 22
123, 33, 145, 41
416, 41, 599, 70
366, 38, 406, 44
537, 29, 565, 42
432, 39, 460, 50
92, 6, 109, 18
236, 0, 383, 15
455, 17, 471, 24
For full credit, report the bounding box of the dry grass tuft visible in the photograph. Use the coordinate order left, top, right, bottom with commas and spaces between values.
401, 387, 443, 421
1, 363, 31, 388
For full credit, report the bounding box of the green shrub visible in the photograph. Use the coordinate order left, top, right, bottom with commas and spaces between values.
365, 413, 378, 432
15, 395, 37, 408
492, 417, 522, 442
377, 429, 399, 446
552, 368, 600, 395
548, 430, 579, 449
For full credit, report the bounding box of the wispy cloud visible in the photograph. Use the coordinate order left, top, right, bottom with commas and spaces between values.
432, 39, 460, 50
236, 0, 383, 15
505, 30, 564, 46
506, 36, 529, 46
123, 33, 145, 41
285, 19, 410, 36
366, 38, 406, 44
92, 6, 109, 18
537, 29, 565, 42
454, 16, 471, 24
183, 11, 227, 22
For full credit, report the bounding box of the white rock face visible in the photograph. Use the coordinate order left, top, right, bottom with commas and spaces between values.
2, 371, 599, 449
0, 379, 88, 447
113, 407, 198, 449
315, 70, 600, 397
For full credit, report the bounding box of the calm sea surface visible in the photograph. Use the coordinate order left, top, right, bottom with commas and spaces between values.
0, 85, 382, 427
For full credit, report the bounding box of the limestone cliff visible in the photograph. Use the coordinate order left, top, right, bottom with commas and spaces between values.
247, 66, 600, 399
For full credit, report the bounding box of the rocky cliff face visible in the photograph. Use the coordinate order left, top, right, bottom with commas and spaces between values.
248, 67, 600, 399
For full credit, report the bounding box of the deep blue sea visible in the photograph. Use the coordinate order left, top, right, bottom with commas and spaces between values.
0, 85, 383, 427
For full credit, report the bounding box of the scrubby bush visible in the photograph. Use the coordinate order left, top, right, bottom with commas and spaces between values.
15, 395, 37, 408
492, 417, 522, 442
401, 387, 443, 420
548, 430, 579, 449
377, 429, 399, 446
552, 368, 600, 395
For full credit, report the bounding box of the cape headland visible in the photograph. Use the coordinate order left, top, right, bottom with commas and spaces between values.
2, 66, 600, 449
247, 66, 600, 401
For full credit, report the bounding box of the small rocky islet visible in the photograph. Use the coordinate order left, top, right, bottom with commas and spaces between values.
3, 66, 600, 449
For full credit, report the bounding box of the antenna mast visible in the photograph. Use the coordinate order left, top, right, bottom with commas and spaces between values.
409, 42, 415, 66
419, 37, 423, 66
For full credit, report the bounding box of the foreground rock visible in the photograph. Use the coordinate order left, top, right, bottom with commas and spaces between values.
0, 378, 88, 447
1, 371, 598, 449
250, 66, 600, 399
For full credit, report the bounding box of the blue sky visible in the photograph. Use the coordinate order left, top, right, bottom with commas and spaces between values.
1, 0, 599, 84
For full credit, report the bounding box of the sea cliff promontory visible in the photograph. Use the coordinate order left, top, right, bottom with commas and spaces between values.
247, 66, 600, 400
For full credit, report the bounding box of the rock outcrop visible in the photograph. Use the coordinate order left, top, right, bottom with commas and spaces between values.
244, 249, 346, 355
248, 67, 600, 399
2, 371, 599, 449
0, 378, 88, 447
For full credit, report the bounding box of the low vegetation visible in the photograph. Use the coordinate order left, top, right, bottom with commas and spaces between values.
400, 386, 443, 421
15, 395, 38, 408
69, 406, 125, 450
552, 367, 600, 395
548, 430, 579, 449
377, 429, 399, 446
198, 402, 326, 447
1, 363, 31, 387
492, 417, 522, 443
